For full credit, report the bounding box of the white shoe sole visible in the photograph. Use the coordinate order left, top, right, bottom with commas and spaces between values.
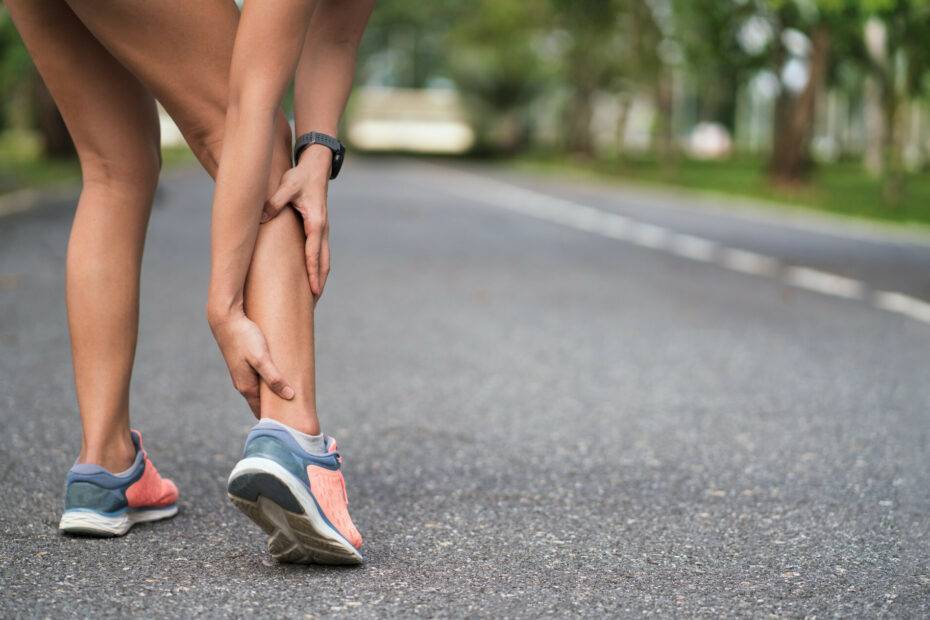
59, 505, 178, 537
227, 457, 362, 565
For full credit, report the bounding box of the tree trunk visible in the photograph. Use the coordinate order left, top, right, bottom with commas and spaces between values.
882, 90, 906, 206
654, 72, 675, 168
614, 95, 630, 159
863, 75, 885, 176
32, 69, 74, 159
565, 83, 595, 155
768, 25, 830, 185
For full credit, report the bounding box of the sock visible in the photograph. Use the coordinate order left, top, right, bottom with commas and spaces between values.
256, 418, 327, 455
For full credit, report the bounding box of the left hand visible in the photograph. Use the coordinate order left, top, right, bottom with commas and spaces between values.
263, 145, 333, 297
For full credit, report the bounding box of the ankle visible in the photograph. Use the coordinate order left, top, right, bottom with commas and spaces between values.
79, 430, 136, 473
260, 411, 320, 436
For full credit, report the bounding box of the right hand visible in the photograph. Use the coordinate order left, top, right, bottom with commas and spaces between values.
207, 309, 294, 417
261, 145, 332, 298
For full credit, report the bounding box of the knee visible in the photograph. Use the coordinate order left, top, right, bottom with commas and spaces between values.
79, 143, 161, 195
183, 122, 225, 178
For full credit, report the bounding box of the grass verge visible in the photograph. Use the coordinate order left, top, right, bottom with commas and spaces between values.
513, 152, 930, 229
0, 130, 197, 196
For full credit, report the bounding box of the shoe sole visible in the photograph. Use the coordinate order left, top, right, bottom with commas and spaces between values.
59, 505, 178, 537
227, 457, 363, 565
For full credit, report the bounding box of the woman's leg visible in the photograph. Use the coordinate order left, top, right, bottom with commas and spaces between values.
246, 213, 320, 433
67, 1, 321, 433
6, 0, 161, 471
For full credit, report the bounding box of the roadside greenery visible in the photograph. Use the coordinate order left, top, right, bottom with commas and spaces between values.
4, 1, 930, 226
516, 152, 930, 227
362, 0, 930, 221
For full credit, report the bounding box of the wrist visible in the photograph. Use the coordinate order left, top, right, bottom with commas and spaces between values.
206, 294, 245, 328
295, 143, 333, 173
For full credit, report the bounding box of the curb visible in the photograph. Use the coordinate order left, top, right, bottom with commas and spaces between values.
0, 182, 80, 219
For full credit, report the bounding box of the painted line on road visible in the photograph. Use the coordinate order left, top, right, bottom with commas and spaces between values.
718, 248, 780, 277
873, 291, 930, 323
783, 266, 865, 300
428, 165, 930, 326
669, 233, 719, 263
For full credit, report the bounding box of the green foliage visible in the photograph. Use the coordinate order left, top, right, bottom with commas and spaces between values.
671, 0, 766, 128
445, 0, 551, 113
359, 0, 461, 87
0, 8, 34, 131
517, 151, 930, 226
435, 0, 553, 152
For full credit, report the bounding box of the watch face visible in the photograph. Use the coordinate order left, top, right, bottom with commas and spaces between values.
331, 152, 344, 179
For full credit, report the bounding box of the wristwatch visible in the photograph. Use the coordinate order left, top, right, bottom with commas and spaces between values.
293, 131, 346, 180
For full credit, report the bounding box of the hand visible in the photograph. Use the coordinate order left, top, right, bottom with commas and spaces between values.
263, 145, 332, 297
207, 308, 294, 417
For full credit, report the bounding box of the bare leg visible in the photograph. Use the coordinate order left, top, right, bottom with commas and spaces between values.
68, 1, 321, 433
247, 214, 319, 433
6, 0, 161, 471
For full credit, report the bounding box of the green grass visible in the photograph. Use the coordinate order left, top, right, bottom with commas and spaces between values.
0, 131, 79, 194
0, 130, 197, 196
513, 152, 930, 229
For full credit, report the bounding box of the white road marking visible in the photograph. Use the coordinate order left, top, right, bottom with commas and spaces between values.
783, 267, 865, 300
629, 223, 670, 249
873, 291, 930, 323
718, 248, 780, 276
669, 233, 719, 262
427, 165, 930, 325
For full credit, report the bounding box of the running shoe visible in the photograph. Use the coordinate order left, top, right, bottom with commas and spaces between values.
59, 430, 179, 536
227, 420, 363, 565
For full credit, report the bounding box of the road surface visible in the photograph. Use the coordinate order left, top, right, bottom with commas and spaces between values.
1, 158, 929, 617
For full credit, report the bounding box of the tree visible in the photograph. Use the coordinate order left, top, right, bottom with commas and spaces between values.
671, 0, 767, 132
444, 0, 551, 153
0, 8, 73, 158
764, 0, 864, 185
549, 0, 627, 155
860, 0, 930, 204
358, 0, 460, 88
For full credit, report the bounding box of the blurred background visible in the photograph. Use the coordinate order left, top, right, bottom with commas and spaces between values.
3, 3, 930, 614
3, 0, 930, 226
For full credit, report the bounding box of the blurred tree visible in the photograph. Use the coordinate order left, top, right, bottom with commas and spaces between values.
670, 0, 764, 132
0, 8, 73, 158
764, 0, 863, 185
358, 0, 459, 88
549, 0, 627, 155
444, 0, 551, 153
631, 0, 677, 165
860, 0, 930, 204
0, 8, 31, 132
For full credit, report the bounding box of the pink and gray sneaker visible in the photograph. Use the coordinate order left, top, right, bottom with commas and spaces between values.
59, 430, 179, 536
226, 421, 363, 565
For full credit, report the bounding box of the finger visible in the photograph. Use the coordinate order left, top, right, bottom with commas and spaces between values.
236, 375, 262, 417
304, 217, 323, 296
263, 179, 296, 223
252, 352, 296, 400
319, 230, 331, 297
246, 394, 261, 419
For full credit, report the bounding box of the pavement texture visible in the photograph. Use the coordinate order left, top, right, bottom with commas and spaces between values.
1, 158, 929, 618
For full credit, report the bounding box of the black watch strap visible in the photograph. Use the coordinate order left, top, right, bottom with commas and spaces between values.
293, 131, 346, 179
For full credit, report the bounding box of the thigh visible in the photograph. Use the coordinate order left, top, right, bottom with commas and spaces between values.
64, 0, 242, 175
6, 0, 160, 186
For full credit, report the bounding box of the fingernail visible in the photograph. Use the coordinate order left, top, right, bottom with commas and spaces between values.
282, 387, 295, 399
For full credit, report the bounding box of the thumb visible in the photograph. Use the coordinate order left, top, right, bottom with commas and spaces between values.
262, 183, 295, 223
251, 352, 296, 401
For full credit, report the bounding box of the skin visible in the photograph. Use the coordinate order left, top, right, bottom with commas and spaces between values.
208, 0, 375, 433
6, 0, 373, 469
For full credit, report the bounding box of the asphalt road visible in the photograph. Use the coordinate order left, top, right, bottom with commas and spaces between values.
1, 158, 929, 617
